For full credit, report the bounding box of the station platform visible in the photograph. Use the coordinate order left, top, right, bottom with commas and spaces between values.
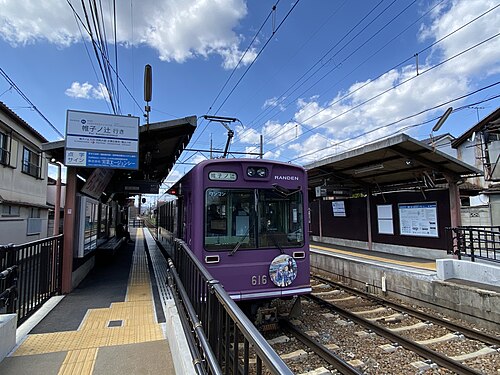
310, 241, 437, 272
309, 241, 500, 332
0, 227, 191, 375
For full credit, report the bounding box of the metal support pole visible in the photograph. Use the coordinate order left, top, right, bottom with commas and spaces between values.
366, 186, 373, 251
53, 162, 62, 235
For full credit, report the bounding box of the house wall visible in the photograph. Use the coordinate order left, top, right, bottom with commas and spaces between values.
491, 194, 500, 226
489, 141, 500, 180
0, 107, 49, 245
455, 137, 487, 188
432, 136, 457, 158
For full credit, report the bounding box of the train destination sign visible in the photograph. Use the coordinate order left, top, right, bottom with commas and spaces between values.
208, 171, 237, 181
65, 110, 139, 170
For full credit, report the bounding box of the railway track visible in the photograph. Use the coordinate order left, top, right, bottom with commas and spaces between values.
295, 275, 500, 374
256, 275, 500, 374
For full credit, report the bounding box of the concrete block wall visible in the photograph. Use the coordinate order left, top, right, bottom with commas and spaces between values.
0, 314, 17, 362
436, 259, 500, 286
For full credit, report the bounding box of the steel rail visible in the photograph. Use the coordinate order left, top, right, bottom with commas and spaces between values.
308, 294, 483, 375
312, 274, 500, 347
280, 319, 363, 375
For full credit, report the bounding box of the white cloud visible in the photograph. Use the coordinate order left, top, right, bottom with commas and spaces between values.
288, 134, 331, 163
278, 0, 500, 163
262, 96, 286, 111
419, 0, 500, 77
65, 82, 93, 99
263, 149, 281, 160
236, 124, 261, 144
262, 120, 302, 146
0, 1, 79, 46
65, 81, 111, 101
0, 0, 252, 69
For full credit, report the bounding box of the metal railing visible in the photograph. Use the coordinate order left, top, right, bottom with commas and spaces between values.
0, 265, 18, 314
129, 219, 144, 228
168, 238, 293, 375
446, 226, 500, 263
0, 235, 63, 325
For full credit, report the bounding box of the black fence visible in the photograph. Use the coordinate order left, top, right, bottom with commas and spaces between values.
168, 238, 293, 375
446, 226, 500, 263
0, 235, 63, 325
129, 219, 144, 228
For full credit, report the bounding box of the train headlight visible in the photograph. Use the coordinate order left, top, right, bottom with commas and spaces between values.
256, 167, 268, 177
247, 167, 268, 178
247, 167, 256, 177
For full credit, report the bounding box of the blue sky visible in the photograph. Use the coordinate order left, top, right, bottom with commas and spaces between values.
1, 0, 500, 196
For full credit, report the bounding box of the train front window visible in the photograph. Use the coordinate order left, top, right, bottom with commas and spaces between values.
204, 188, 304, 251
257, 189, 304, 249
205, 189, 255, 250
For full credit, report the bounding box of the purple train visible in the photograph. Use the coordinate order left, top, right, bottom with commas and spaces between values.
157, 158, 311, 303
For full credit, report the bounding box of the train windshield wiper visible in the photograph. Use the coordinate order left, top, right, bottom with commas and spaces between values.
229, 228, 250, 256
229, 241, 243, 256
271, 234, 285, 254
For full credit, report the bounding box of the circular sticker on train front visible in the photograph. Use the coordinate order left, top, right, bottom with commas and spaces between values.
269, 254, 297, 287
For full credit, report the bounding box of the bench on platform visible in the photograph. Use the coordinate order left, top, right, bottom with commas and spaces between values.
97, 236, 126, 255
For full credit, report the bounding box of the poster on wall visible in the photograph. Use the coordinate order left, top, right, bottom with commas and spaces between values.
399, 202, 438, 237
377, 204, 394, 234
332, 201, 346, 217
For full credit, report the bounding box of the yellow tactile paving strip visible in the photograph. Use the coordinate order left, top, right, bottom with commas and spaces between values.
311, 244, 437, 271
58, 348, 98, 375
12, 229, 165, 375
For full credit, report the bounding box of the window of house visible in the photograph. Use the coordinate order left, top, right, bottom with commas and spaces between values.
0, 131, 8, 165
1, 204, 20, 217
27, 207, 42, 235
22, 146, 40, 178
30, 207, 40, 218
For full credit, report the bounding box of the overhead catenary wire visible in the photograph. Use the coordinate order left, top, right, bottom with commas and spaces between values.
264, 30, 500, 156
240, 0, 422, 154
287, 82, 500, 164
185, 0, 301, 161
0, 67, 64, 139
246, 3, 500, 157
189, 1, 282, 149
67, 0, 143, 116
79, 0, 117, 113
71, 3, 112, 113
212, 0, 300, 116
244, 0, 472, 147
240, 0, 395, 136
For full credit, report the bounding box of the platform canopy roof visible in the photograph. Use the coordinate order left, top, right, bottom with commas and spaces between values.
42, 116, 197, 202
305, 133, 482, 196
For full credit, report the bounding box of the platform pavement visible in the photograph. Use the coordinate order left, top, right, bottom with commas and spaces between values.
310, 241, 437, 272
0, 227, 193, 375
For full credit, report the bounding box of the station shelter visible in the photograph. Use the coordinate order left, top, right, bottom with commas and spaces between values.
42, 115, 197, 293
306, 133, 482, 260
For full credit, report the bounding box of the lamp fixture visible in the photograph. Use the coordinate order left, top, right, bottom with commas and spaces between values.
353, 164, 384, 175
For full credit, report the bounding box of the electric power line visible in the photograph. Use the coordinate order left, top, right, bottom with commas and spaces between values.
251, 4, 500, 156
0, 67, 64, 139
